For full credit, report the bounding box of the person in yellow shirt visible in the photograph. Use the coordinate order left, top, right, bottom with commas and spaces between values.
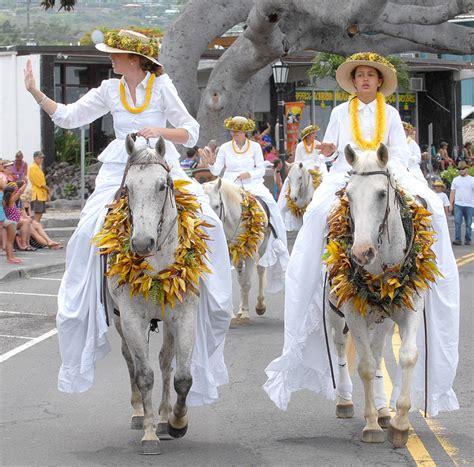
28, 151, 50, 222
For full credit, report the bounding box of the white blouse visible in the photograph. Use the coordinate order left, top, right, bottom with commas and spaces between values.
209, 139, 266, 185
51, 73, 199, 164
323, 99, 409, 174
294, 140, 328, 174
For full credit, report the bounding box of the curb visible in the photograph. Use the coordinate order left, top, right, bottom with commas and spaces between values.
0, 263, 65, 283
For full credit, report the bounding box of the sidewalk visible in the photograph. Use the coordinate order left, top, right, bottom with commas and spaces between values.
0, 208, 79, 283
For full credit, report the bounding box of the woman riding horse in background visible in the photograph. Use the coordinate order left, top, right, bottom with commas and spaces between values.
201, 116, 289, 292
265, 52, 459, 418
24, 29, 233, 405
278, 124, 328, 231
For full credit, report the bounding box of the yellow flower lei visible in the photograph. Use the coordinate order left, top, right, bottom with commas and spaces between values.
286, 169, 322, 218
232, 138, 251, 154
92, 180, 212, 311
303, 139, 314, 154
349, 92, 386, 150
324, 187, 442, 316
228, 190, 267, 266
120, 73, 156, 114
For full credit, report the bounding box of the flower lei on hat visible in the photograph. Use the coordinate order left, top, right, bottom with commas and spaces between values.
349, 92, 386, 150
93, 180, 212, 311
228, 191, 267, 266
323, 187, 441, 316
345, 52, 396, 72
104, 31, 160, 59
224, 117, 256, 133
285, 169, 322, 218
301, 125, 320, 140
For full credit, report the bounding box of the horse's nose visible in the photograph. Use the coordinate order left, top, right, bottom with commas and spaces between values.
131, 236, 155, 255
351, 244, 376, 265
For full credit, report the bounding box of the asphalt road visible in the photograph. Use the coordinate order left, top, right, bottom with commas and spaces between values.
0, 246, 473, 466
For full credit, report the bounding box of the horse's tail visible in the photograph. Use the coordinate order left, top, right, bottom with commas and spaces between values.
346, 332, 357, 375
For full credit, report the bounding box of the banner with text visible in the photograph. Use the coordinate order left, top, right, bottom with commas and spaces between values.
285, 101, 305, 156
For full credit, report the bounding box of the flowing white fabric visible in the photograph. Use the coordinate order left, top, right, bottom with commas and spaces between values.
209, 140, 290, 293
278, 140, 328, 231
407, 137, 426, 184
264, 99, 460, 416
53, 73, 233, 405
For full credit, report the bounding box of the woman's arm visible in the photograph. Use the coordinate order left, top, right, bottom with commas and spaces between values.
11, 184, 26, 203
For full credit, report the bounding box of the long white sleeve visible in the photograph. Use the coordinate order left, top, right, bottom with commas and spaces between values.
51, 81, 110, 129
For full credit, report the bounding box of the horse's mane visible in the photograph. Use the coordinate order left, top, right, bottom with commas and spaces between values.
128, 146, 166, 167
219, 178, 243, 205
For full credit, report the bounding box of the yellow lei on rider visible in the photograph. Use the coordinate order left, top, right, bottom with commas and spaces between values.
228, 191, 267, 266
285, 169, 322, 218
324, 188, 442, 316
120, 73, 156, 114
349, 92, 386, 150
93, 180, 212, 310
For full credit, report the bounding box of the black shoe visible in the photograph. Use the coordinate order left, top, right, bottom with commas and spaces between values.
452, 240, 462, 246
465, 240, 471, 245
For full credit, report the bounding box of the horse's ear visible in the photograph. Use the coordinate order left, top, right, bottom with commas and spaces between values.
155, 137, 166, 159
125, 134, 135, 156
377, 143, 389, 167
216, 177, 222, 190
344, 144, 357, 166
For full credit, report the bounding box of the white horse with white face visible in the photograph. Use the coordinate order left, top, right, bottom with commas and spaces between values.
326, 144, 427, 448
278, 162, 321, 231
203, 178, 270, 324
106, 135, 199, 455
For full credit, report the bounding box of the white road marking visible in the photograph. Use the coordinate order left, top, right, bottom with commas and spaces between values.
0, 310, 50, 317
28, 277, 62, 281
0, 291, 58, 298
0, 329, 57, 363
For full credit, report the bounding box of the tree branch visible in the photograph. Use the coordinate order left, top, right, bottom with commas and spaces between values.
381, 0, 472, 25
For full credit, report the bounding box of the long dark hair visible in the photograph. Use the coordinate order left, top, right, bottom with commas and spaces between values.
3, 185, 15, 206
129, 54, 164, 76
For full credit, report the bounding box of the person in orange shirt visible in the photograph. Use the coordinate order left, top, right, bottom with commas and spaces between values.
28, 151, 50, 222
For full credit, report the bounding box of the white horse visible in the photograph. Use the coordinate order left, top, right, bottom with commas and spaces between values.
279, 162, 318, 231
327, 144, 425, 448
203, 178, 269, 324
107, 135, 199, 455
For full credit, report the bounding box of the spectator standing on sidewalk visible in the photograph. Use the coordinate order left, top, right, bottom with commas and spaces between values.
12, 151, 28, 182
450, 161, 474, 245
28, 151, 50, 223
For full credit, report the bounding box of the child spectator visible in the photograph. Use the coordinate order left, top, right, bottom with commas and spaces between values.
180, 148, 199, 176
432, 179, 449, 218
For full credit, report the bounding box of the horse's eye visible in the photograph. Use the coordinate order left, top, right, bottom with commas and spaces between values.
378, 190, 387, 200
159, 184, 166, 191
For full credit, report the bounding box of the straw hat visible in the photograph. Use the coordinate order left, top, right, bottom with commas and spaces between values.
95, 29, 162, 66
224, 116, 256, 133
458, 161, 468, 170
300, 125, 320, 140
0, 159, 14, 167
432, 180, 445, 187
335, 52, 398, 97
402, 122, 414, 131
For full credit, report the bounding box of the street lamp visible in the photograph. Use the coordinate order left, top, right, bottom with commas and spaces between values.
272, 59, 289, 180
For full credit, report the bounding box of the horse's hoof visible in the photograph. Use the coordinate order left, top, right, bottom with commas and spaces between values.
239, 317, 251, 325
336, 402, 354, 419
255, 305, 266, 316
156, 422, 172, 440
378, 407, 392, 429
167, 422, 188, 439
230, 317, 241, 328
361, 428, 385, 443
130, 415, 144, 430
141, 440, 161, 455
387, 425, 409, 448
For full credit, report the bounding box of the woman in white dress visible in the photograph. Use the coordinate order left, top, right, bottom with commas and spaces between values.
403, 121, 426, 184
24, 30, 233, 406
278, 125, 328, 231
264, 53, 459, 417
201, 116, 289, 293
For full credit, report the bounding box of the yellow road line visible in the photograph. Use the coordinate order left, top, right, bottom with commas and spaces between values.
384, 331, 435, 466
455, 252, 474, 264
456, 257, 474, 268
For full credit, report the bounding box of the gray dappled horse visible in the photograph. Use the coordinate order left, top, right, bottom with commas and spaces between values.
327, 144, 425, 448
108, 135, 198, 455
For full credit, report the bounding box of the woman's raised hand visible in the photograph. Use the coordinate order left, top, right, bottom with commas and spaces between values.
198, 147, 215, 166
24, 60, 37, 93
315, 142, 336, 157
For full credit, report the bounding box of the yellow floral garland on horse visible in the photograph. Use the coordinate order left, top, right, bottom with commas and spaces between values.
286, 168, 322, 218
93, 180, 212, 310
324, 187, 442, 316
228, 191, 267, 266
